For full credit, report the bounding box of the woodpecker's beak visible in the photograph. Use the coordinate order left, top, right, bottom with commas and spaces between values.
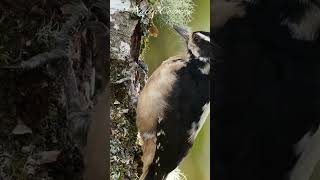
173, 25, 190, 41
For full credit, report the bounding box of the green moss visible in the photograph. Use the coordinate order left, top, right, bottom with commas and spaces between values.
140, 35, 150, 60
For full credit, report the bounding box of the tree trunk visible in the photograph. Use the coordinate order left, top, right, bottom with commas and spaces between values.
110, 0, 149, 179
0, 0, 109, 179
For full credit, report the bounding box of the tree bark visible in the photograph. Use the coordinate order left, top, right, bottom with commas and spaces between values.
110, 0, 149, 179
0, 0, 109, 179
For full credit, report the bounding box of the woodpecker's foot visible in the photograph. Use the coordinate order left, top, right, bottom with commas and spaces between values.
137, 59, 148, 73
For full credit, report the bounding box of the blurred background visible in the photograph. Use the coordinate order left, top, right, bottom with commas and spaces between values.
143, 0, 210, 179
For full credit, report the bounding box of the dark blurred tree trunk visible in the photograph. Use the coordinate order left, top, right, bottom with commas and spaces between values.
0, 0, 109, 179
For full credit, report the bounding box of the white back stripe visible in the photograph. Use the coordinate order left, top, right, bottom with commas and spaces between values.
188, 102, 210, 143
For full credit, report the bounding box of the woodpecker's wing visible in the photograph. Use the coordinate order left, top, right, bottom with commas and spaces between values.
146, 57, 210, 179
137, 55, 191, 180
136, 55, 189, 134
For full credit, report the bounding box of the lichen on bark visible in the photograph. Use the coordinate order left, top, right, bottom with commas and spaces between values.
110, 0, 149, 179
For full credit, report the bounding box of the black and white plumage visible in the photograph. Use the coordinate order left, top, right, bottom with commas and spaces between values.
136, 26, 213, 180
213, 0, 320, 180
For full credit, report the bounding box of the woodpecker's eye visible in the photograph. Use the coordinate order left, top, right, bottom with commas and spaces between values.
193, 36, 200, 43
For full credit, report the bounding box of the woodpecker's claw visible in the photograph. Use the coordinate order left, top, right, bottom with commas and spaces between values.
137, 60, 148, 73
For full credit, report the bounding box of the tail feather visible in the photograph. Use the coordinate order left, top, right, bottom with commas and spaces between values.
144, 164, 186, 180
144, 163, 168, 180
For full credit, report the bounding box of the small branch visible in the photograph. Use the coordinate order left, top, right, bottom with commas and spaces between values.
1, 49, 67, 70
111, 77, 131, 84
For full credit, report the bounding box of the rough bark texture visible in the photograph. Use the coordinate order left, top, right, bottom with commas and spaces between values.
110, 0, 149, 179
0, 0, 109, 179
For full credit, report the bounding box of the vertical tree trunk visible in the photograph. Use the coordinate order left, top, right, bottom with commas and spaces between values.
110, 0, 149, 179
0, 0, 109, 179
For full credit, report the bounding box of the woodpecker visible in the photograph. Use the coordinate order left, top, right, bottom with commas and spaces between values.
136, 26, 213, 180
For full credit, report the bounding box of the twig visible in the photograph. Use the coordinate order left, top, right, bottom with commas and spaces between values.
1, 49, 67, 70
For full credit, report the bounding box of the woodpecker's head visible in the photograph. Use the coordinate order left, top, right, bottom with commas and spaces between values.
173, 25, 212, 59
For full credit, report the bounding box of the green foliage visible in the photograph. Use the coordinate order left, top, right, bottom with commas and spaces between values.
135, 0, 194, 59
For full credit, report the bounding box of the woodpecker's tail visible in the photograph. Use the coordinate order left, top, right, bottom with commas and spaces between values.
143, 165, 186, 180
144, 163, 167, 180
